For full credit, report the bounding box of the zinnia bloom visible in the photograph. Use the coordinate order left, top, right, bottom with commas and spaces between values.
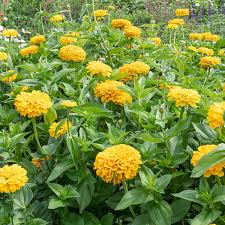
93, 9, 108, 19
86, 61, 112, 77
175, 8, 190, 17
0, 164, 28, 193
197, 47, 214, 56
208, 102, 225, 129
65, 32, 80, 38
30, 35, 46, 45
94, 144, 141, 184
20, 45, 39, 56
219, 49, 224, 56
15, 90, 52, 118
49, 14, 64, 22
203, 34, 220, 42
2, 29, 18, 37
168, 18, 184, 25
1, 70, 17, 83
0, 51, 8, 61
188, 46, 197, 52
189, 33, 203, 41
61, 100, 77, 108
167, 86, 201, 107
119, 61, 150, 82
150, 37, 161, 45
124, 26, 141, 39
191, 145, 225, 177
59, 36, 77, 45
59, 45, 86, 62
200, 56, 221, 68
167, 24, 179, 30
111, 19, 132, 30
49, 121, 71, 138
94, 80, 132, 106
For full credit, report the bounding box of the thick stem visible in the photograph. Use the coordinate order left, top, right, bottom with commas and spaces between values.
32, 118, 44, 154
216, 176, 222, 186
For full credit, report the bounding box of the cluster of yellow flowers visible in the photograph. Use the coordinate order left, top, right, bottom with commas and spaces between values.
111, 19, 131, 30
124, 25, 141, 39
59, 36, 77, 45
60, 100, 77, 108
149, 37, 161, 45
59, 45, 86, 62
175, 8, 190, 17
189, 32, 220, 42
49, 121, 71, 138
0, 51, 8, 61
119, 61, 150, 82
2, 29, 18, 37
30, 35, 46, 45
167, 18, 184, 30
0, 164, 28, 193
167, 86, 201, 108
94, 80, 132, 106
15, 90, 52, 118
94, 144, 141, 184
208, 102, 225, 129
199, 56, 221, 68
86, 61, 112, 77
93, 10, 109, 19
191, 145, 225, 177
1, 70, 17, 83
197, 47, 214, 56
20, 45, 39, 56
49, 14, 64, 22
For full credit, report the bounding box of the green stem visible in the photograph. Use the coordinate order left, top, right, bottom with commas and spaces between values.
66, 110, 71, 137
203, 68, 211, 85
216, 176, 222, 186
162, 128, 172, 164
10, 193, 14, 225
122, 181, 136, 218
32, 118, 44, 154
180, 107, 185, 120
40, 3, 46, 35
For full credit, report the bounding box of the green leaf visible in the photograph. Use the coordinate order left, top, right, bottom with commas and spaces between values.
132, 214, 150, 225
82, 212, 101, 225
44, 108, 57, 124
63, 213, 84, 225
191, 144, 225, 178
48, 197, 68, 209
173, 190, 204, 205
19, 63, 40, 72
66, 136, 79, 169
139, 132, 164, 143
191, 208, 221, 225
100, 213, 114, 225
48, 183, 63, 197
27, 218, 49, 225
115, 187, 154, 210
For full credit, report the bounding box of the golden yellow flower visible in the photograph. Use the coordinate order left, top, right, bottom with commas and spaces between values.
119, 61, 150, 82
189, 33, 203, 41
0, 51, 8, 61
111, 19, 132, 30
219, 49, 224, 56
167, 86, 201, 107
150, 37, 161, 45
168, 18, 185, 25
30, 35, 46, 45
200, 56, 221, 68
20, 45, 39, 56
197, 47, 214, 56
175, 8, 190, 17
203, 34, 220, 42
0, 164, 28, 193
1, 70, 17, 83
21, 86, 29, 92
59, 45, 86, 62
59, 36, 77, 45
188, 46, 197, 52
94, 80, 132, 106
2, 29, 18, 37
86, 61, 112, 77
32, 156, 50, 169
15, 90, 52, 118
49, 14, 64, 22
191, 145, 225, 177
65, 32, 80, 38
93, 9, 108, 18
124, 26, 141, 39
208, 102, 225, 129
49, 121, 71, 138
61, 100, 77, 108
167, 24, 179, 30
94, 144, 141, 184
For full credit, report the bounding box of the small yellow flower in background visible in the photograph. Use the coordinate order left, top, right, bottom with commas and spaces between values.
188, 46, 197, 52
2, 29, 18, 37
219, 49, 225, 56
150, 37, 161, 45
59, 45, 86, 62
204, 34, 220, 42
49, 14, 64, 22
124, 26, 141, 39
20, 45, 39, 56
1, 70, 17, 83
175, 8, 190, 17
200, 56, 221, 68
61, 100, 77, 108
94, 144, 141, 184
49, 121, 71, 138
159, 84, 175, 91
208, 102, 225, 129
65, 32, 80, 38
21, 86, 29, 92
0, 164, 28, 193
189, 33, 203, 41
197, 47, 214, 56
86, 61, 112, 77
111, 19, 132, 30
32, 157, 50, 169
0, 52, 8, 61
191, 145, 225, 177
119, 61, 150, 82
166, 24, 179, 30
59, 36, 77, 45
168, 18, 185, 25
93, 9, 108, 19
167, 86, 201, 108
30, 35, 46, 45
15, 90, 52, 118
94, 80, 132, 106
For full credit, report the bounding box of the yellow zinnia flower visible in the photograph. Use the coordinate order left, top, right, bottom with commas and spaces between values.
2, 29, 18, 37
189, 33, 203, 41
49, 121, 71, 138
1, 70, 17, 83
167, 24, 179, 30
61, 100, 77, 108
219, 49, 224, 56
59, 36, 77, 45
86, 61, 112, 77
94, 144, 141, 184
168, 18, 184, 25
188, 46, 197, 52
124, 26, 141, 39
197, 47, 214, 56
20, 45, 39, 56
175, 8, 190, 17
65, 32, 80, 38
15, 90, 52, 118
111, 19, 132, 30
200, 56, 221, 68
30, 35, 46, 45
191, 145, 225, 177
208, 102, 225, 129
150, 37, 161, 45
94, 80, 132, 106
167, 86, 201, 107
0, 164, 28, 193
49, 14, 64, 22
203, 34, 220, 42
93, 9, 108, 19
59, 45, 86, 62
0, 52, 8, 61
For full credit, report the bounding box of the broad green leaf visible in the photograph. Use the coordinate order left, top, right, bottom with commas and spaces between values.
66, 136, 79, 169
27, 218, 49, 225
48, 183, 63, 197
140, 132, 164, 143
48, 198, 68, 209
44, 108, 57, 124
132, 214, 150, 225
100, 213, 114, 225
19, 63, 40, 72
63, 213, 84, 225
156, 174, 172, 190
173, 190, 204, 205
82, 212, 101, 225
193, 123, 217, 142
